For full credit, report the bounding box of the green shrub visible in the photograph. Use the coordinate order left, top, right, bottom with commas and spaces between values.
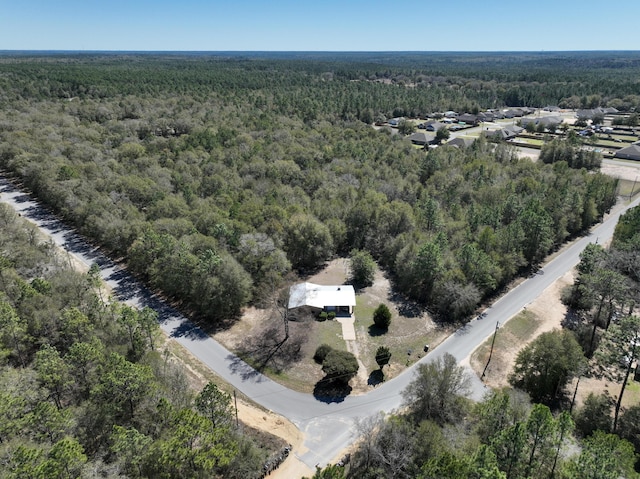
373, 303, 392, 329
314, 344, 333, 364
375, 346, 392, 369
350, 249, 376, 287
321, 349, 359, 384
327, 311, 336, 320
318, 311, 328, 321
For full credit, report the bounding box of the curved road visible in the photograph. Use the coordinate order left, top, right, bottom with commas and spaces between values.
1, 175, 639, 471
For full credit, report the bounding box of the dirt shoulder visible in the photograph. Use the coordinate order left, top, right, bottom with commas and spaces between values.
470, 271, 574, 389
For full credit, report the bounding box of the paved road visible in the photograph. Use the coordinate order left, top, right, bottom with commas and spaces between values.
1, 174, 639, 471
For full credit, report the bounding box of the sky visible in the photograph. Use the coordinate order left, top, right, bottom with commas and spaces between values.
1, 0, 640, 52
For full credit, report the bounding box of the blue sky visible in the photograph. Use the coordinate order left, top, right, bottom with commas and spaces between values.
2, 0, 639, 51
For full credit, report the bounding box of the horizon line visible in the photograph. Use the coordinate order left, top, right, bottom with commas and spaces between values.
1, 49, 640, 54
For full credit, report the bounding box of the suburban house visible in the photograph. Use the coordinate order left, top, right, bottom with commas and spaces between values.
288, 283, 356, 317
446, 137, 475, 148
457, 113, 478, 125
576, 107, 619, 120
520, 116, 563, 130
487, 128, 516, 141
407, 131, 434, 146
477, 112, 494, 122
503, 108, 526, 119
614, 144, 640, 161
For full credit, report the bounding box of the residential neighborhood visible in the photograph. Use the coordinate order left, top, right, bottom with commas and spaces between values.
383, 107, 640, 161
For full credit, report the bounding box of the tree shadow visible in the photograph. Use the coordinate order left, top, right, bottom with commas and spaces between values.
236, 324, 306, 374
170, 320, 210, 340
312, 379, 352, 403
368, 323, 388, 337
388, 290, 426, 319
368, 369, 384, 386
561, 308, 583, 330
226, 354, 263, 381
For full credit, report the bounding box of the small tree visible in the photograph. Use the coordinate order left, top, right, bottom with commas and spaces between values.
194, 382, 233, 429
350, 249, 376, 288
402, 353, 470, 425
435, 126, 450, 144
375, 346, 392, 370
373, 304, 392, 330
574, 393, 612, 437
509, 329, 585, 404
398, 119, 416, 136
322, 350, 359, 384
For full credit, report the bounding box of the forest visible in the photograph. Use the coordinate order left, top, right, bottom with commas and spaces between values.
308, 206, 640, 479
0, 52, 628, 324
0, 52, 639, 477
0, 203, 285, 478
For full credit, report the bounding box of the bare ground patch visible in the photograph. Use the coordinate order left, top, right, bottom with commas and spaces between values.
469, 270, 640, 410
470, 271, 574, 389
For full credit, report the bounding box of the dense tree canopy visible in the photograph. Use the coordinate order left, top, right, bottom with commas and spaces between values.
0, 53, 622, 327
0, 204, 280, 478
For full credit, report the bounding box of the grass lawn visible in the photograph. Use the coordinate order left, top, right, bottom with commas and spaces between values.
354, 296, 449, 377
316, 318, 347, 352
471, 310, 540, 380
595, 139, 632, 148
624, 379, 640, 405
516, 137, 544, 146
618, 179, 640, 197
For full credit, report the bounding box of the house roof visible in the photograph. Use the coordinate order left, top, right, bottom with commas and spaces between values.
504, 124, 524, 134
288, 283, 356, 310
520, 116, 562, 127
446, 137, 474, 148
408, 131, 433, 144
503, 109, 524, 118
577, 108, 610, 119
614, 144, 640, 161
458, 113, 478, 123
487, 129, 514, 140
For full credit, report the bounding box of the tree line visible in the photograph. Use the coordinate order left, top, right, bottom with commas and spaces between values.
306, 354, 638, 479
0, 203, 282, 478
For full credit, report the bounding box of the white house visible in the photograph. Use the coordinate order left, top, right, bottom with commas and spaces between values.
288, 283, 356, 316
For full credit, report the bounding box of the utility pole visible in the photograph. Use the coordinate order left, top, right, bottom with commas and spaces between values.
481, 321, 500, 380
234, 389, 239, 429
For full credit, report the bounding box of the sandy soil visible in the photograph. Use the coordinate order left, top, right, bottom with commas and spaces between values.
601, 162, 640, 182
470, 272, 574, 390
